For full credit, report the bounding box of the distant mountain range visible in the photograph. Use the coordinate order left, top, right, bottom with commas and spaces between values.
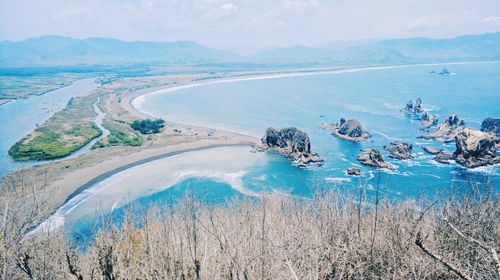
1, 33, 499, 68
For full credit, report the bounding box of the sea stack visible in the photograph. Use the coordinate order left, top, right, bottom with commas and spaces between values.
401, 98, 438, 129
401, 98, 423, 114
321, 118, 371, 141
259, 127, 323, 167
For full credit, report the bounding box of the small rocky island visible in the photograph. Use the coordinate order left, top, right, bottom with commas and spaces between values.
258, 127, 323, 167
347, 167, 361, 176
357, 149, 395, 169
421, 114, 465, 142
384, 142, 413, 159
321, 118, 371, 141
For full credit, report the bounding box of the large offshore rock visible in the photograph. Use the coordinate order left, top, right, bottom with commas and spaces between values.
357, 149, 395, 169
480, 117, 500, 136
421, 114, 465, 142
321, 118, 371, 141
259, 127, 323, 167
453, 127, 500, 168
384, 142, 413, 159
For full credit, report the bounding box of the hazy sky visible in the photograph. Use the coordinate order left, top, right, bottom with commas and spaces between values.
1, 0, 500, 53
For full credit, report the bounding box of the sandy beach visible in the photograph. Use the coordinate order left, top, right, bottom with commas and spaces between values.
6, 61, 497, 229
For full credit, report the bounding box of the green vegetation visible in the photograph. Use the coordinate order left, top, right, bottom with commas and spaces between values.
9, 124, 101, 160
0, 73, 88, 101
131, 118, 165, 134
8, 94, 102, 161
92, 120, 143, 149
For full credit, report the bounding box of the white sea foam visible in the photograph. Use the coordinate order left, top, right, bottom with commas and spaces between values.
325, 177, 352, 183
32, 146, 266, 234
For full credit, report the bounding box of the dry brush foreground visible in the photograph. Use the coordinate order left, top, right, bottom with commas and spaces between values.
0, 176, 498, 279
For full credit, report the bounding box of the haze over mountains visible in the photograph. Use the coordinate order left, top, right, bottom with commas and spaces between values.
1, 32, 500, 68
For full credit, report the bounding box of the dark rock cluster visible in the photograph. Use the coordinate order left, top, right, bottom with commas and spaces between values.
357, 149, 395, 169
384, 142, 413, 159
347, 167, 362, 176
258, 127, 323, 167
321, 118, 371, 141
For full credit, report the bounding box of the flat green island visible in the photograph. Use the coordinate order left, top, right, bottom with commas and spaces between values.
8, 95, 102, 161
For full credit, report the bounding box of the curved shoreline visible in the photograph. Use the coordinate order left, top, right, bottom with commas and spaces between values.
63, 142, 256, 204
130, 61, 500, 119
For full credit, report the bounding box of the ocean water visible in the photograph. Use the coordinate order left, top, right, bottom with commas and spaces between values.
0, 78, 98, 179
136, 62, 500, 201
30, 63, 500, 236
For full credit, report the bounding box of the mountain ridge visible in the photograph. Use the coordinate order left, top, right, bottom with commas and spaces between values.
1, 32, 499, 68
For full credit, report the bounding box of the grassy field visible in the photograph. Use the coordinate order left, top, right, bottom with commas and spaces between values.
92, 119, 143, 149
8, 94, 102, 161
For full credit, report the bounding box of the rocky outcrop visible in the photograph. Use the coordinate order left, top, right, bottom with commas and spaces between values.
383, 142, 413, 159
347, 167, 361, 176
259, 127, 323, 167
421, 114, 465, 142
357, 149, 395, 169
422, 146, 442, 155
481, 117, 500, 136
453, 127, 500, 168
321, 118, 371, 141
401, 98, 423, 114
434, 151, 454, 164
419, 112, 438, 129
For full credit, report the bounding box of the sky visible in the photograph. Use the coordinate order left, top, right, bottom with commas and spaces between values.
1, 0, 500, 53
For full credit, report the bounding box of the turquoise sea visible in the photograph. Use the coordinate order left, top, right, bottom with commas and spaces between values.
13, 63, 500, 237
137, 62, 500, 200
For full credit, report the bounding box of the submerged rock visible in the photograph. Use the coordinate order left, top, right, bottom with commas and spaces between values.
419, 112, 438, 130
357, 149, 395, 169
384, 142, 413, 159
421, 114, 465, 142
481, 117, 500, 136
259, 127, 323, 167
321, 118, 371, 141
422, 146, 442, 155
347, 167, 362, 176
453, 127, 500, 168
